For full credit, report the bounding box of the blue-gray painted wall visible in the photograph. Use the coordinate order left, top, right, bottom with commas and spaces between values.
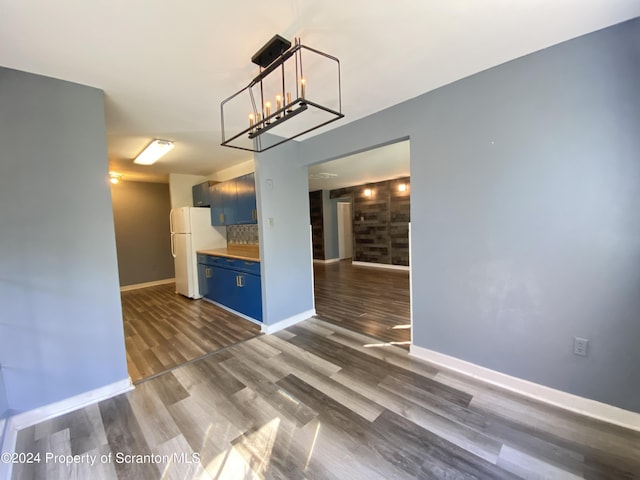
0, 68, 129, 413
292, 19, 640, 412
0, 369, 7, 418
256, 137, 315, 324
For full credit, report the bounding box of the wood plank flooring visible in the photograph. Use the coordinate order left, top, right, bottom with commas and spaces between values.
314, 260, 411, 346
12, 318, 640, 479
122, 283, 261, 383
124, 261, 407, 384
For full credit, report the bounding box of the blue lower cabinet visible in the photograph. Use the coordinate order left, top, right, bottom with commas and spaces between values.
197, 263, 210, 298
235, 273, 262, 321
203, 256, 262, 322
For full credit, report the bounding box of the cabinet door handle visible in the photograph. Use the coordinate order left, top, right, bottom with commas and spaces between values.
205, 267, 212, 278
219, 213, 224, 224
236, 275, 244, 287
252, 209, 257, 221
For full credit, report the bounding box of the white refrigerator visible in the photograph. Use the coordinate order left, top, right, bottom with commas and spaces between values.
170, 207, 226, 298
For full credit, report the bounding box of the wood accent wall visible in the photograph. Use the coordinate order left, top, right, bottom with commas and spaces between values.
309, 190, 325, 260
331, 177, 410, 266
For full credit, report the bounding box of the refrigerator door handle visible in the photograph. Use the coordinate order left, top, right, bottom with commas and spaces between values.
171, 233, 176, 258
169, 209, 174, 234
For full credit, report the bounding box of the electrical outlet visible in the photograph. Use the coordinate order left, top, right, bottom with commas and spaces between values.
573, 337, 589, 356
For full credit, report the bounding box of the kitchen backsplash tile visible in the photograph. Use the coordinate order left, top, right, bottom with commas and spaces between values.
227, 224, 259, 245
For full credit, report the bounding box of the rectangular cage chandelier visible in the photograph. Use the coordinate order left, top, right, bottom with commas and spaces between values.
220, 35, 344, 153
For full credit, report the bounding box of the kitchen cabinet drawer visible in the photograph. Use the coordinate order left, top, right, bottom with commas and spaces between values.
217, 257, 260, 275
199, 254, 260, 275
197, 254, 217, 266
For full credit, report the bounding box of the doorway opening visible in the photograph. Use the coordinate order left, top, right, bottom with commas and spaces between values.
308, 139, 411, 347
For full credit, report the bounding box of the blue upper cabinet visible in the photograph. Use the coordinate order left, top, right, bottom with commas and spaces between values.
223, 179, 239, 225
235, 173, 258, 224
192, 181, 212, 207
209, 173, 257, 226
209, 182, 226, 226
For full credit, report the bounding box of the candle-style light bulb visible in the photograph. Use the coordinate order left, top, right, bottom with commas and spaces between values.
300, 78, 306, 99
286, 92, 292, 113
264, 101, 272, 124
256, 113, 262, 129
275, 95, 282, 119
248, 113, 255, 134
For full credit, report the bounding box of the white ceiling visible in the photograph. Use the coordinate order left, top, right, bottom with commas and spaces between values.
1, 1, 638, 184
308, 141, 410, 191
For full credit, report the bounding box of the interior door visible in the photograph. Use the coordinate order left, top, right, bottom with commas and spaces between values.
337, 202, 353, 260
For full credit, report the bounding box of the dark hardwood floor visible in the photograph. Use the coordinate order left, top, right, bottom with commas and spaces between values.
313, 260, 411, 346
124, 261, 409, 384
12, 318, 640, 479
122, 283, 261, 383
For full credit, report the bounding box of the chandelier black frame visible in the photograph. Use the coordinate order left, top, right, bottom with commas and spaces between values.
220, 35, 343, 153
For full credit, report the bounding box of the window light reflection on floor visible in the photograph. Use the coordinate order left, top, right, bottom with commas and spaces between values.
391, 324, 411, 330
305, 421, 322, 470
202, 417, 281, 479
363, 341, 411, 348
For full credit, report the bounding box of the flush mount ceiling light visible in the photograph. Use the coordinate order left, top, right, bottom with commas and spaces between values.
133, 139, 174, 165
221, 35, 344, 153
308, 172, 338, 180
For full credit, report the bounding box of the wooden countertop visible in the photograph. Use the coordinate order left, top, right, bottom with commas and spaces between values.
197, 244, 260, 262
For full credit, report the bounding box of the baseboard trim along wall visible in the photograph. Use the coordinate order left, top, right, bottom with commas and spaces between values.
0, 378, 133, 479
262, 309, 317, 334
201, 298, 263, 327
313, 258, 340, 264
352, 261, 410, 271
410, 345, 640, 432
120, 278, 175, 292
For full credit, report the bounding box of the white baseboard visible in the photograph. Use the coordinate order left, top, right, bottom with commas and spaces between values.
120, 278, 175, 292
262, 309, 316, 334
352, 261, 409, 271
410, 345, 640, 432
313, 258, 340, 264
0, 377, 133, 479
202, 298, 263, 326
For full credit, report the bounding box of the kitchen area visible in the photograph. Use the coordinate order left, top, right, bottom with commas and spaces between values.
173, 172, 263, 324
118, 171, 264, 383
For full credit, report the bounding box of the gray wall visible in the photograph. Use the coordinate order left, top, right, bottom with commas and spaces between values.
0, 68, 129, 413
111, 180, 174, 286
288, 19, 640, 412
0, 369, 7, 418
256, 137, 315, 324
